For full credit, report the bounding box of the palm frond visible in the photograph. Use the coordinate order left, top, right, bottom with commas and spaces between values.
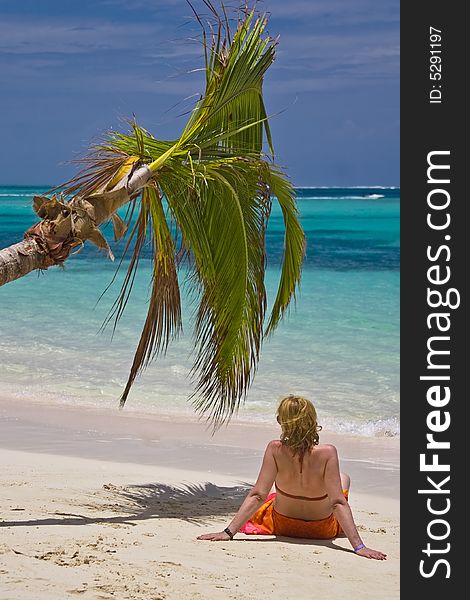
48, 2, 305, 426
119, 186, 182, 406
264, 167, 306, 335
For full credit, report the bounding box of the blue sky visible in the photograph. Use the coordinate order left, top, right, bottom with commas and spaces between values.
0, 0, 399, 186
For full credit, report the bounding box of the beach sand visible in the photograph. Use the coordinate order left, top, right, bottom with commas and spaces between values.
0, 397, 399, 599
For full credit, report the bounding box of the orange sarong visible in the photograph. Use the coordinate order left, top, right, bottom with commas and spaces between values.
239, 491, 348, 539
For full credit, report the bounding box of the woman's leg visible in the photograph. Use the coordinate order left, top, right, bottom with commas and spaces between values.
340, 472, 351, 493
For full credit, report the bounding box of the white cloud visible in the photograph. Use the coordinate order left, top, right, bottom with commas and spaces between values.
270, 28, 399, 88
0, 20, 164, 55
262, 0, 398, 25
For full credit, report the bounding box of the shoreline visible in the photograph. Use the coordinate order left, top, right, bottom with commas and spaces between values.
1, 380, 400, 438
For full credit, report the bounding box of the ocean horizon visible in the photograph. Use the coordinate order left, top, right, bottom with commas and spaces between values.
0, 186, 400, 437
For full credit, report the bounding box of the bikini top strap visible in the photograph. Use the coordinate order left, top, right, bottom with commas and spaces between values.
275, 483, 328, 502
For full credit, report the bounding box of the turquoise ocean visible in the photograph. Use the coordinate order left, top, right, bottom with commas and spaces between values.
0, 186, 399, 437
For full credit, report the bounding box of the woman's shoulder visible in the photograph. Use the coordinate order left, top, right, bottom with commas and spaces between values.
315, 443, 339, 457
265, 439, 283, 455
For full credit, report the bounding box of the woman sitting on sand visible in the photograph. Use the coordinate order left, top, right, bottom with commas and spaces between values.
198, 394, 386, 560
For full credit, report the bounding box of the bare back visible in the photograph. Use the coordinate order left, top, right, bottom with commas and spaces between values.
272, 440, 339, 520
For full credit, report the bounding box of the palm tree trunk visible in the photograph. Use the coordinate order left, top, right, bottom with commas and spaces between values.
0, 165, 152, 287
0, 239, 48, 286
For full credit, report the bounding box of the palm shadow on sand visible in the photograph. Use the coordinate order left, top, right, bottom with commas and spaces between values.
1, 480, 352, 553
0, 481, 250, 528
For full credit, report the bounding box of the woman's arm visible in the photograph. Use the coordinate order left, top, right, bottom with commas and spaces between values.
323, 445, 386, 560
197, 440, 278, 541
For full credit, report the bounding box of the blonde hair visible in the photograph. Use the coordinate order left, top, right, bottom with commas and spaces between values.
277, 395, 322, 460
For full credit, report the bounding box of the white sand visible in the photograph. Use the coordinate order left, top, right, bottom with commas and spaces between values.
0, 398, 399, 599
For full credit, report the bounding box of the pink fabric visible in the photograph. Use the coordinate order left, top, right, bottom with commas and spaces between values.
239, 492, 276, 535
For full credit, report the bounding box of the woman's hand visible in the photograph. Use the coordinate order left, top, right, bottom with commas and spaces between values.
355, 546, 387, 560
197, 531, 232, 541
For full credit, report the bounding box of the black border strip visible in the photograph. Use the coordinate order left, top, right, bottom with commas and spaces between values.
401, 3, 465, 595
